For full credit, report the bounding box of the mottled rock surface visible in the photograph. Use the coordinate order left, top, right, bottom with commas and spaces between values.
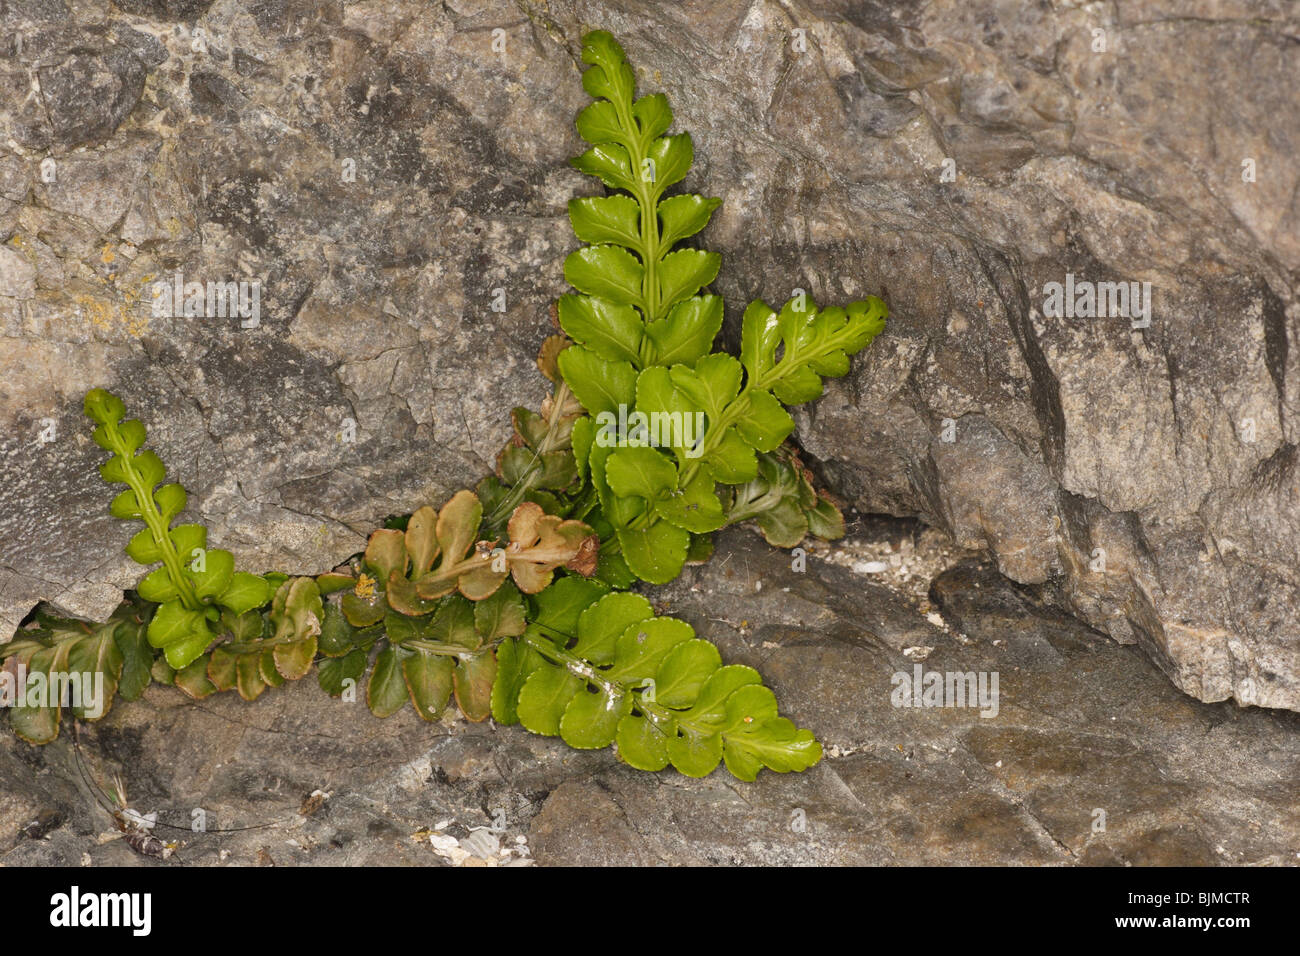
3, 525, 1296, 866
1, 0, 1297, 716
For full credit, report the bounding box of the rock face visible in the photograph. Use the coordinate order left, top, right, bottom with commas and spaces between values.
4, 526, 1297, 866
0, 1, 1297, 711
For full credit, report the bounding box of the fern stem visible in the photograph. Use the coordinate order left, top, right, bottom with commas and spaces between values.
403, 638, 479, 659
610, 95, 662, 323
416, 553, 492, 587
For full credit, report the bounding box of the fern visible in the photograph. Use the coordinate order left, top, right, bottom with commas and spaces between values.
83, 389, 275, 669
476, 337, 588, 537
554, 33, 887, 585
316, 582, 525, 722
5, 30, 890, 786
563, 30, 722, 349
495, 578, 821, 780
0, 601, 151, 744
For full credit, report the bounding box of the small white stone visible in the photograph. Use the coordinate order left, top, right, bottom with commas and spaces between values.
429, 832, 471, 866
430, 833, 459, 852
461, 829, 500, 859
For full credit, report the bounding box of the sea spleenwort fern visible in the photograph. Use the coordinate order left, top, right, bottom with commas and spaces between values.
2, 30, 886, 785
317, 490, 596, 722
560, 30, 722, 365
0, 601, 152, 743
495, 578, 821, 780
556, 32, 886, 586
83, 389, 277, 669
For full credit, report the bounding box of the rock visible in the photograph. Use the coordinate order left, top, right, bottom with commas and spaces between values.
111, 1, 216, 22
3, 526, 1295, 866
529, 783, 657, 866
0, 0, 1297, 713
0, 246, 36, 299
758, 4, 1300, 710
38, 43, 149, 148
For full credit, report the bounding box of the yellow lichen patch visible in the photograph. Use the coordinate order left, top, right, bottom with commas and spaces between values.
73, 291, 150, 338
121, 273, 154, 312
7, 233, 37, 265
100, 243, 116, 265
123, 271, 161, 313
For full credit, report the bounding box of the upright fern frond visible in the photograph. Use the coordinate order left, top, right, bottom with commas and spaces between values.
558, 30, 725, 415
83, 389, 274, 669
555, 33, 887, 586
